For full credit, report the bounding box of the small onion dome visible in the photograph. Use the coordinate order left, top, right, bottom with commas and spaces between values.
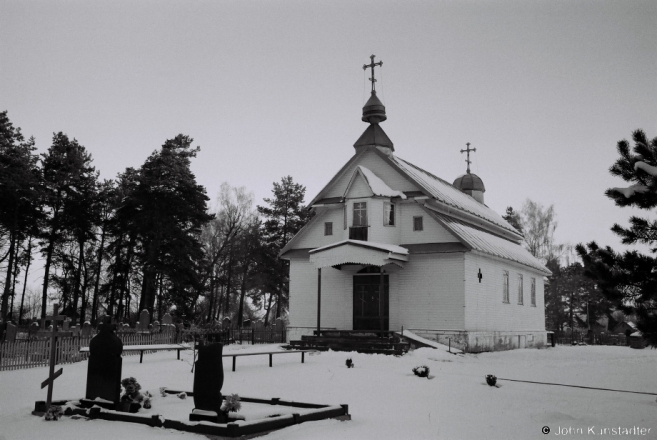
453, 172, 486, 192
362, 91, 387, 124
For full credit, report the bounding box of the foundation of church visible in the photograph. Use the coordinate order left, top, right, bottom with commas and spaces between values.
408, 329, 547, 353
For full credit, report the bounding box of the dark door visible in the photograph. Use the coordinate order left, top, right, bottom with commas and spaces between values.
353, 274, 389, 331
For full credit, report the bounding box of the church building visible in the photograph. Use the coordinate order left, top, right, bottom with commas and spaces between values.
281, 56, 550, 352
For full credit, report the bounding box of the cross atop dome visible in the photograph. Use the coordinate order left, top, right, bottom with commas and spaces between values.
460, 142, 477, 174
363, 55, 383, 92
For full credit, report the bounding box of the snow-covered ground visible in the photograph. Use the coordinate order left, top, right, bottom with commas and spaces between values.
1, 343, 656, 440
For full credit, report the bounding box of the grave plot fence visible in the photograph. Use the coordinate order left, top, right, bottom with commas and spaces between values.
0, 330, 178, 372
180, 326, 286, 345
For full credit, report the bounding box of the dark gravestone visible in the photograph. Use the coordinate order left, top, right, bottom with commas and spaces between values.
192, 342, 225, 420
5, 322, 17, 342
86, 317, 123, 408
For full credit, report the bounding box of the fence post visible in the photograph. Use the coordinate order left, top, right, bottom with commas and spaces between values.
251, 328, 255, 345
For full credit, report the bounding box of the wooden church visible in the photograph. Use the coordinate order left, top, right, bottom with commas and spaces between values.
281, 56, 550, 352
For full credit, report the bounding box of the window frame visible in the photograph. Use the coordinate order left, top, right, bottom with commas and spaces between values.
517, 274, 524, 305
503, 270, 510, 303
383, 202, 396, 226
531, 277, 536, 306
343, 205, 347, 230
413, 216, 423, 231
324, 222, 333, 236
353, 202, 368, 227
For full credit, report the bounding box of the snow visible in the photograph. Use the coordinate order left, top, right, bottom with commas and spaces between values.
396, 330, 463, 354
356, 166, 407, 199
310, 239, 409, 256
611, 183, 649, 198
1, 344, 656, 439
635, 161, 657, 177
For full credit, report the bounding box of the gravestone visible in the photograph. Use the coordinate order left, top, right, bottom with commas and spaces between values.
243, 319, 251, 328
222, 317, 231, 329
152, 320, 160, 331
191, 342, 225, 422
254, 320, 264, 330
5, 322, 17, 342
29, 321, 40, 337
81, 321, 92, 337
139, 310, 150, 331
63, 320, 70, 331
85, 316, 123, 409
162, 313, 173, 325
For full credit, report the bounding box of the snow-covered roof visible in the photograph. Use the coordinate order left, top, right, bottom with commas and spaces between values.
344, 166, 407, 200
309, 239, 409, 268
430, 212, 551, 275
390, 155, 519, 236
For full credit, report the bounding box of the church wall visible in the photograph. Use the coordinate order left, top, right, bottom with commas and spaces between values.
344, 173, 373, 199
397, 253, 465, 331
293, 205, 347, 249
463, 253, 546, 332
399, 203, 460, 245
287, 259, 352, 341
323, 150, 420, 199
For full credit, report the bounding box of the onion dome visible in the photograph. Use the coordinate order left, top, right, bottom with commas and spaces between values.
361, 91, 387, 124
453, 172, 486, 192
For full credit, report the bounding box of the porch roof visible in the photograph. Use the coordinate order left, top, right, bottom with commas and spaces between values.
308, 239, 409, 269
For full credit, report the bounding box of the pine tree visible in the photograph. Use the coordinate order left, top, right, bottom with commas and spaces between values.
502, 206, 523, 234
257, 176, 313, 322
577, 129, 657, 346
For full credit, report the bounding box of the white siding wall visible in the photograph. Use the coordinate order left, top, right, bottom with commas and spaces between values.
323, 150, 420, 199
294, 206, 347, 249
399, 203, 460, 245
397, 253, 465, 331
288, 259, 352, 330
345, 173, 373, 199
464, 253, 546, 332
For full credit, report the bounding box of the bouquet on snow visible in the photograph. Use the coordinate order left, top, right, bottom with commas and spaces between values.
220, 394, 242, 414
412, 365, 430, 378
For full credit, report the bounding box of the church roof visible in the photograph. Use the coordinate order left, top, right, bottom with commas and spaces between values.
353, 123, 394, 150
429, 211, 551, 275
344, 166, 407, 199
309, 239, 409, 269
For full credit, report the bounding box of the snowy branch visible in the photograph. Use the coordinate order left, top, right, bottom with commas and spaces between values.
634, 161, 657, 177
610, 184, 649, 198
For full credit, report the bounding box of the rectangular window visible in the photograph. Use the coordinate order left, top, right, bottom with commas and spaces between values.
353, 202, 367, 227
324, 222, 333, 236
413, 216, 423, 231
384, 202, 395, 226
531, 277, 536, 306
343, 205, 347, 230
517, 274, 524, 305
503, 271, 509, 303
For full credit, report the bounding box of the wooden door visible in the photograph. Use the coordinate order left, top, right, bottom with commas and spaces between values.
353, 274, 389, 331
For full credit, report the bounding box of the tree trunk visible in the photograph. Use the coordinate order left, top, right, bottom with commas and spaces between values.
207, 269, 216, 323
224, 246, 233, 318
264, 292, 273, 326
80, 250, 89, 325
1, 229, 17, 321
9, 246, 20, 319
91, 224, 106, 325
237, 262, 249, 327
71, 239, 85, 326
18, 237, 33, 324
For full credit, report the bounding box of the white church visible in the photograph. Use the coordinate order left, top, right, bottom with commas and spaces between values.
281, 57, 550, 352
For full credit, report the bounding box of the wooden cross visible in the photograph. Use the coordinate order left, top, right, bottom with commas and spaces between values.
363, 54, 383, 92
460, 142, 477, 174
478, 268, 483, 283
40, 303, 67, 410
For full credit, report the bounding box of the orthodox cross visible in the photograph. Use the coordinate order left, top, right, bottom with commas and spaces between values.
363, 54, 383, 92
460, 142, 477, 174
40, 303, 67, 410
478, 268, 483, 283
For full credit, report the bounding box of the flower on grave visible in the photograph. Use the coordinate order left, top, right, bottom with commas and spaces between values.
177, 392, 187, 399
345, 358, 354, 368
121, 377, 144, 403
485, 375, 497, 386
220, 394, 241, 413
142, 391, 152, 409
412, 365, 430, 378
44, 405, 64, 421
159, 387, 167, 397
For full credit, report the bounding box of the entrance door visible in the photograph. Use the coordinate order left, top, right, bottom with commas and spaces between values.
353, 273, 389, 331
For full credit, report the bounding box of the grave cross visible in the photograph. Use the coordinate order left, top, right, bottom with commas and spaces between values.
40, 303, 67, 410
460, 142, 477, 174
363, 54, 383, 92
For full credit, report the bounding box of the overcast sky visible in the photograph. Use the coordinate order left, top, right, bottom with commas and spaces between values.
2, 0, 656, 269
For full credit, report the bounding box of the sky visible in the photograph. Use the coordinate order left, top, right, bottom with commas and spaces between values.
1, 0, 656, 270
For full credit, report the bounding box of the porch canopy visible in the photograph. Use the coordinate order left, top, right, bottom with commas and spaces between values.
308, 239, 409, 269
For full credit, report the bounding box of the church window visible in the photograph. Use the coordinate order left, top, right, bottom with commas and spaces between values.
531, 278, 536, 306
384, 202, 395, 226
343, 205, 347, 230
413, 216, 423, 231
353, 202, 367, 227
324, 222, 333, 236
517, 274, 524, 305
502, 271, 509, 303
